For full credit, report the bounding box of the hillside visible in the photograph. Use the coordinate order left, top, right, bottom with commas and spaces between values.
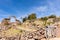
0, 15, 60, 40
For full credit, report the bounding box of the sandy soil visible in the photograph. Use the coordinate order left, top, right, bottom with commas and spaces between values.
56, 27, 60, 37
49, 38, 60, 40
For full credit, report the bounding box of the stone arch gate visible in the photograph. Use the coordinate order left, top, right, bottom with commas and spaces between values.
8, 16, 18, 22
1, 16, 18, 24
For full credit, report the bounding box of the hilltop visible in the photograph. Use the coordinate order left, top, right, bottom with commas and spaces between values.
0, 14, 60, 40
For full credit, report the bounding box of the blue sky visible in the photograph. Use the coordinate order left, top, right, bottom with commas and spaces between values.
0, 0, 60, 21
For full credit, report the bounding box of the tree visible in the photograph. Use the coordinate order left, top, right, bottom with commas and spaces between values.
41, 17, 48, 26
22, 17, 27, 22
28, 13, 37, 20
48, 15, 56, 18
41, 17, 48, 21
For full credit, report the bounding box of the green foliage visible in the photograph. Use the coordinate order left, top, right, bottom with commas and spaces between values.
22, 13, 37, 22
20, 30, 23, 32
48, 15, 56, 18
47, 22, 54, 25
41, 17, 48, 26
28, 13, 37, 20
41, 17, 48, 21
22, 17, 27, 22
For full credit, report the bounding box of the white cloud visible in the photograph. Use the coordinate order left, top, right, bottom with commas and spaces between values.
47, 0, 60, 16
36, 6, 48, 12
31, 0, 60, 17
26, 6, 49, 18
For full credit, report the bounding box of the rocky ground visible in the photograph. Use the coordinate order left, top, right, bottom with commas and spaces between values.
0, 16, 60, 40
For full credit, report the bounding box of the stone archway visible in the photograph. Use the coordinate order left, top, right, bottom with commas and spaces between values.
9, 16, 17, 22
9, 16, 21, 25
